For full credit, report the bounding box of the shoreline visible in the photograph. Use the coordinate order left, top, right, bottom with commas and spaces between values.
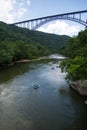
0, 56, 49, 69
0, 53, 66, 69
14, 56, 48, 63
0, 54, 65, 68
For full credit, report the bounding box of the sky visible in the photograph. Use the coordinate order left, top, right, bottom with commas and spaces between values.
0, 0, 87, 36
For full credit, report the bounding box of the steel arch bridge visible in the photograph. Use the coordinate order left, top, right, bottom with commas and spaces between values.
12, 10, 87, 30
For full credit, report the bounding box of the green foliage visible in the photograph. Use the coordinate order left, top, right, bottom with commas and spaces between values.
0, 21, 69, 67
60, 29, 87, 80
0, 41, 14, 64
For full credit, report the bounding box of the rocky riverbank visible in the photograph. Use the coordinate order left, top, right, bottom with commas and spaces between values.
70, 80, 87, 105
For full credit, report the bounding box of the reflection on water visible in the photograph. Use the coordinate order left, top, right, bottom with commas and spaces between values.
0, 55, 87, 130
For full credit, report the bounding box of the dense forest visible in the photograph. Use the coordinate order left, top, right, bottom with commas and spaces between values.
0, 21, 87, 80
0, 21, 69, 67
60, 29, 87, 80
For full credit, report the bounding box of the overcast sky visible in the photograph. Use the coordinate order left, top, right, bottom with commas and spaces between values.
0, 0, 87, 36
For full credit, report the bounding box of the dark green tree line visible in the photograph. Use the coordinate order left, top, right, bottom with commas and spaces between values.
60, 29, 87, 80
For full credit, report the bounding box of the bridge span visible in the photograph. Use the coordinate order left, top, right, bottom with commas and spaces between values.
12, 10, 87, 30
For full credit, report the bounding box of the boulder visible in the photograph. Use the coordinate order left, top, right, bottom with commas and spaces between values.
70, 80, 87, 96
84, 100, 87, 105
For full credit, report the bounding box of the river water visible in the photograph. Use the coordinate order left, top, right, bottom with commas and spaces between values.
0, 54, 87, 130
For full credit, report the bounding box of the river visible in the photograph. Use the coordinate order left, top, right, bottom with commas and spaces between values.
0, 54, 87, 130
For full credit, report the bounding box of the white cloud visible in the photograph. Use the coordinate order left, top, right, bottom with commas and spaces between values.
17, 7, 27, 18
27, 0, 30, 5
37, 21, 83, 36
0, 0, 30, 23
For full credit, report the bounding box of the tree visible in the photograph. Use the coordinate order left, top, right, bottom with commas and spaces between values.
0, 41, 14, 65
60, 29, 87, 80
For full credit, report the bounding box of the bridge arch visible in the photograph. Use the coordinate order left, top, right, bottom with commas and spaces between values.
31, 17, 86, 30
12, 10, 87, 30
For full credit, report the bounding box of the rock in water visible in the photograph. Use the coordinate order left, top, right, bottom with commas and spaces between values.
70, 80, 87, 96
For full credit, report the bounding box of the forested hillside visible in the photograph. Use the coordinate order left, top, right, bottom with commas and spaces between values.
0, 21, 69, 67
60, 29, 87, 80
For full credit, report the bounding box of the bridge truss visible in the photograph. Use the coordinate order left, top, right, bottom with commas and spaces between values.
12, 10, 87, 30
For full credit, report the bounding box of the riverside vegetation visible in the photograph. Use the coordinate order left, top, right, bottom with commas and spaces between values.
60, 29, 87, 98
60, 29, 87, 80
0, 21, 69, 67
